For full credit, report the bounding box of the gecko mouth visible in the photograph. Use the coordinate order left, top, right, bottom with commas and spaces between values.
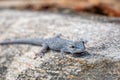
73, 49, 85, 54
72, 51, 90, 57
74, 52, 84, 54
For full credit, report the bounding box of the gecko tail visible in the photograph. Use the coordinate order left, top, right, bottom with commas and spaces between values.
0, 40, 32, 45
0, 38, 43, 46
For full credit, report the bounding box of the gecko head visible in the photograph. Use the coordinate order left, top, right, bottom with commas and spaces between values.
65, 40, 87, 54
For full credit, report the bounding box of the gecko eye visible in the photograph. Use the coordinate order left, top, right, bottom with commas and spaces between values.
70, 45, 75, 48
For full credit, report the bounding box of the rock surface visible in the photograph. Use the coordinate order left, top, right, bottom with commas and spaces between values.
0, 10, 120, 80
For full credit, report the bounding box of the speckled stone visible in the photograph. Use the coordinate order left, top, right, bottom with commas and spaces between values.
0, 10, 120, 80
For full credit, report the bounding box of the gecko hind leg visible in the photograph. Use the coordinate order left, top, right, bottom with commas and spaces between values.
34, 44, 49, 59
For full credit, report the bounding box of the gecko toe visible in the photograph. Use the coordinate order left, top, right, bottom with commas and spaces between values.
34, 52, 45, 59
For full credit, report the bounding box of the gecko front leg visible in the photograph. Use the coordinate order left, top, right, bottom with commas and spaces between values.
34, 44, 49, 59
60, 48, 66, 58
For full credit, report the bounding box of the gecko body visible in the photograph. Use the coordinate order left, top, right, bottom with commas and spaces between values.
0, 34, 86, 58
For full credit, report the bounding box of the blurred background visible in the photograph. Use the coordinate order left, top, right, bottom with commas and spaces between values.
0, 0, 120, 17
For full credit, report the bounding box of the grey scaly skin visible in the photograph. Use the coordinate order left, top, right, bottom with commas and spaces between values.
0, 34, 86, 58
